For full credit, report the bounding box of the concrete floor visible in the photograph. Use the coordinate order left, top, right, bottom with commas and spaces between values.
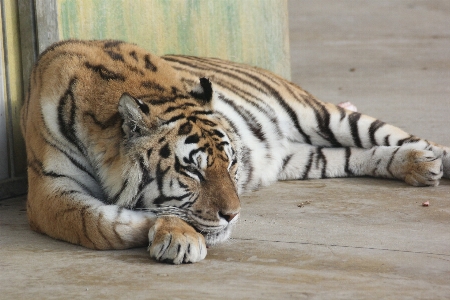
1, 1, 450, 299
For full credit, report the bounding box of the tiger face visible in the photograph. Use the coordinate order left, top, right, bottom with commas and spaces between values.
117, 78, 241, 246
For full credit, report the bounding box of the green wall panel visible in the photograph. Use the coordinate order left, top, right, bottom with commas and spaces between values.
57, 0, 290, 79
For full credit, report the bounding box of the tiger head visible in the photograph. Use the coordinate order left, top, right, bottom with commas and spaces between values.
117, 78, 241, 246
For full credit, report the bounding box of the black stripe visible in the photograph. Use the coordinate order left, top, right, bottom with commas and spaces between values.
336, 105, 347, 121
279, 81, 303, 104
212, 129, 225, 138
57, 78, 86, 155
165, 103, 197, 114
164, 56, 270, 94
153, 163, 170, 205
138, 94, 189, 106
131, 177, 154, 208
174, 65, 283, 136
397, 136, 421, 146
316, 147, 327, 178
372, 158, 382, 176
188, 116, 217, 128
129, 51, 138, 61
215, 140, 228, 152
348, 112, 362, 147
218, 94, 266, 143
215, 111, 242, 139
138, 157, 154, 193
166, 56, 311, 143
162, 114, 185, 126
313, 100, 341, 147
109, 179, 129, 204
84, 62, 125, 81
103, 40, 124, 48
241, 146, 254, 188
192, 110, 214, 116
43, 136, 97, 182
153, 193, 191, 205
141, 80, 165, 92
45, 170, 97, 198
27, 146, 98, 197
282, 154, 294, 171
144, 54, 157, 71
227, 65, 311, 144
105, 50, 124, 62
173, 64, 264, 103
168, 60, 282, 131
369, 120, 386, 146
192, 55, 282, 86
344, 147, 353, 176
301, 151, 315, 179
37, 39, 94, 61
134, 195, 146, 210
386, 148, 400, 178
80, 206, 98, 249
170, 55, 282, 90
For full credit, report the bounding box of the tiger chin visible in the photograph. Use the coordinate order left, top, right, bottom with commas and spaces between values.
21, 40, 450, 264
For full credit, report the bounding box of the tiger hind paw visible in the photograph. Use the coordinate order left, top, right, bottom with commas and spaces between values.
401, 150, 443, 187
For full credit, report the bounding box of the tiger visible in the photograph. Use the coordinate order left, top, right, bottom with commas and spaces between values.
21, 39, 450, 264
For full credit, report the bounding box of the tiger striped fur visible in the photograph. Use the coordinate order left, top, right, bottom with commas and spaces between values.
21, 40, 450, 264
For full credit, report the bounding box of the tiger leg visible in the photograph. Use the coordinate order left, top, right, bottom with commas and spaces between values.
294, 101, 450, 179
27, 182, 154, 250
278, 144, 443, 186
27, 174, 206, 263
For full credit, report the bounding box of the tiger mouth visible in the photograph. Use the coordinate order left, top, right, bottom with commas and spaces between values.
191, 221, 236, 247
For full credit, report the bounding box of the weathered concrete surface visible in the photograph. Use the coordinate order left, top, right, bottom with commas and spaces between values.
1, 1, 450, 299
2, 179, 450, 299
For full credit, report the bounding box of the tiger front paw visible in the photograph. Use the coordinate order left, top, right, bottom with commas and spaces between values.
148, 216, 207, 264
402, 150, 443, 187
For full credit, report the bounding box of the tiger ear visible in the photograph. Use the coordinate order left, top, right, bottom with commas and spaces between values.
118, 93, 151, 138
190, 77, 213, 105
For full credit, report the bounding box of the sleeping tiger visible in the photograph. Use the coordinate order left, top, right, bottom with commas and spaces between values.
21, 40, 450, 264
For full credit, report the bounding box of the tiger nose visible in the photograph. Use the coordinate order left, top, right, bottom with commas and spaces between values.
219, 212, 239, 222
